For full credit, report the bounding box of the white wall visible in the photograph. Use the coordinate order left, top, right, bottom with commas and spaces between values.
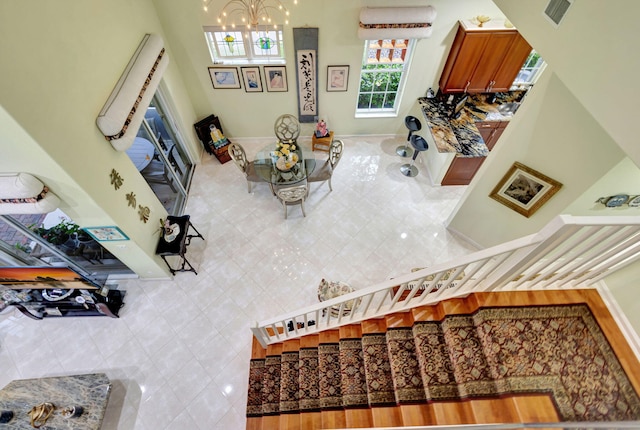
154, 0, 508, 138
493, 0, 640, 169
0, 0, 200, 277
448, 70, 626, 247
565, 158, 640, 216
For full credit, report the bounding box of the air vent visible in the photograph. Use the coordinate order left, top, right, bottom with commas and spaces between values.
544, 0, 572, 27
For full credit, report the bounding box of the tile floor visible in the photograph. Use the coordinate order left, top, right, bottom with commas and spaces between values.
0, 135, 479, 429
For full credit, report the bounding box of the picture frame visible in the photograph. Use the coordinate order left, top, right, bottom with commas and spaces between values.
82, 226, 130, 242
327, 65, 349, 92
208, 67, 241, 89
264, 66, 288, 92
489, 162, 562, 218
240, 66, 263, 92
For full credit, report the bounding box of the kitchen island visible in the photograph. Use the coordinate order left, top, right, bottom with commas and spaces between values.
0, 373, 111, 429
418, 91, 525, 185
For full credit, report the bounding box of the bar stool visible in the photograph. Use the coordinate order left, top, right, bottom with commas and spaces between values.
396, 115, 422, 157
400, 135, 429, 177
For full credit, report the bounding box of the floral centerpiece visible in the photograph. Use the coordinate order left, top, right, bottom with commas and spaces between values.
274, 140, 299, 170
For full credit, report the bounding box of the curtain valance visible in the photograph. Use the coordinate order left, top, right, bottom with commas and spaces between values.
96, 34, 169, 151
358, 6, 437, 40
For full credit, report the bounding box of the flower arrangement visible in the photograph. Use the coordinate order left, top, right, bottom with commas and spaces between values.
274, 141, 298, 170
275, 141, 297, 158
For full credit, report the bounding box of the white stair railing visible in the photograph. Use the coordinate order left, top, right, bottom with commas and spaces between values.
251, 215, 640, 348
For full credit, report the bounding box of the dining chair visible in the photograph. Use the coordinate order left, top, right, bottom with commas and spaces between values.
228, 143, 264, 193
274, 114, 300, 144
275, 184, 307, 219
306, 139, 344, 193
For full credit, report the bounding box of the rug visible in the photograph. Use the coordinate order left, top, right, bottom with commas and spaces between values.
247, 304, 640, 421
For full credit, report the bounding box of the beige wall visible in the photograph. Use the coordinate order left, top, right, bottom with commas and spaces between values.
493, 0, 640, 169
447, 70, 626, 246
0, 0, 200, 277
154, 0, 507, 138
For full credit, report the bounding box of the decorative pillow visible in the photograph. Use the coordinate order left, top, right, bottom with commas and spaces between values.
317, 279, 360, 317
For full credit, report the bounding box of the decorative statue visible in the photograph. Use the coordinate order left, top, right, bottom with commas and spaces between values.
315, 119, 328, 138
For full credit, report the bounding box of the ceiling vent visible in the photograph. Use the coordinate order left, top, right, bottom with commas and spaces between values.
544, 0, 573, 27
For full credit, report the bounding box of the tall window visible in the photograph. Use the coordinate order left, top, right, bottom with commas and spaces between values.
357, 39, 413, 114
204, 26, 285, 64
511, 50, 546, 89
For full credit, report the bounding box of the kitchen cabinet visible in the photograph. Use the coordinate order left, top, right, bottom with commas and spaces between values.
476, 120, 508, 151
439, 22, 532, 94
441, 156, 485, 186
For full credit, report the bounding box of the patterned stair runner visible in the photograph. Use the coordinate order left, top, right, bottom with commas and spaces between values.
247, 304, 640, 424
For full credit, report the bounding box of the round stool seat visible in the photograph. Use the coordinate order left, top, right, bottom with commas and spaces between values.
401, 135, 429, 177
397, 115, 423, 158
410, 134, 429, 152
405, 115, 422, 132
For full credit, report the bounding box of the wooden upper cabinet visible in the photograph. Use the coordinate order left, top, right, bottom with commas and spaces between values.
491, 33, 532, 92
439, 27, 491, 93
439, 22, 532, 94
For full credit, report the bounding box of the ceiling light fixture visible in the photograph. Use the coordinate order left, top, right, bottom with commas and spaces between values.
203, 0, 297, 30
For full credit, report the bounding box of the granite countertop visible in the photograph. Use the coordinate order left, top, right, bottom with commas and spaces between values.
418, 91, 525, 158
0, 373, 111, 429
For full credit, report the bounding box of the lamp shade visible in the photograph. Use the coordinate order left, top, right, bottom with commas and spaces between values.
358, 6, 437, 40
96, 34, 169, 151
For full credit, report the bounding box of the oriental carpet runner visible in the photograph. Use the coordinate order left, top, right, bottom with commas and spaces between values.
246, 303, 640, 422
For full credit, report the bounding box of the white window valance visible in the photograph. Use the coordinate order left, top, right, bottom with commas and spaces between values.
0, 173, 61, 215
96, 34, 169, 152
357, 6, 437, 40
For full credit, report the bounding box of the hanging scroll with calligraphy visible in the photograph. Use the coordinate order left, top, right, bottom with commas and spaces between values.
293, 28, 319, 123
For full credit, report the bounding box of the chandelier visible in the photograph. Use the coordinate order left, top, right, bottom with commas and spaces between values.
203, 0, 297, 30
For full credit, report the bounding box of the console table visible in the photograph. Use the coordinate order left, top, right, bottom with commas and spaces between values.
0, 373, 111, 429
155, 215, 204, 275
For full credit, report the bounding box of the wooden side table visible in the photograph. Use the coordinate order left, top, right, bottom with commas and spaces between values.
312, 131, 334, 152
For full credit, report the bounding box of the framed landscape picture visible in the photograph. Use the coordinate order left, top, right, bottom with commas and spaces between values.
327, 65, 349, 92
208, 67, 241, 89
489, 162, 562, 218
264, 66, 288, 92
241, 66, 263, 92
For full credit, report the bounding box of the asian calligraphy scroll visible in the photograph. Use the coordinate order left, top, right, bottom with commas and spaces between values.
293, 28, 318, 123
297, 50, 317, 117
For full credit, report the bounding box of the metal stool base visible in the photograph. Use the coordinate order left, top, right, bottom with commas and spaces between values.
396, 145, 413, 157
400, 163, 419, 177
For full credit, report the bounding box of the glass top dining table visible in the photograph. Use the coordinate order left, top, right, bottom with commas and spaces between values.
253, 142, 317, 186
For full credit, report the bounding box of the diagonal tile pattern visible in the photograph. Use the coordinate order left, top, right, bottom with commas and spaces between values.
0, 136, 476, 429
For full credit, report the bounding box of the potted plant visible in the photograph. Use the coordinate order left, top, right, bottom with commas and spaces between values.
32, 220, 80, 246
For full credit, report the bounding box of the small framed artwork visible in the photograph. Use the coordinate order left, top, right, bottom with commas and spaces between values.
82, 226, 130, 242
241, 67, 263, 92
208, 67, 241, 89
489, 162, 562, 218
327, 65, 349, 92
264, 66, 288, 92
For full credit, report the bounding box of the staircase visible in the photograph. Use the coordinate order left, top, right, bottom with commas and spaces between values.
246, 290, 640, 429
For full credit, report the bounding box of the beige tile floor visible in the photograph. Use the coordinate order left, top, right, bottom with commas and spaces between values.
0, 135, 478, 429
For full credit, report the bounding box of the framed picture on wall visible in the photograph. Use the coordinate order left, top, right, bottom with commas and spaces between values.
264, 66, 288, 92
489, 162, 563, 218
82, 226, 130, 242
240, 67, 263, 92
208, 67, 241, 89
327, 65, 349, 92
